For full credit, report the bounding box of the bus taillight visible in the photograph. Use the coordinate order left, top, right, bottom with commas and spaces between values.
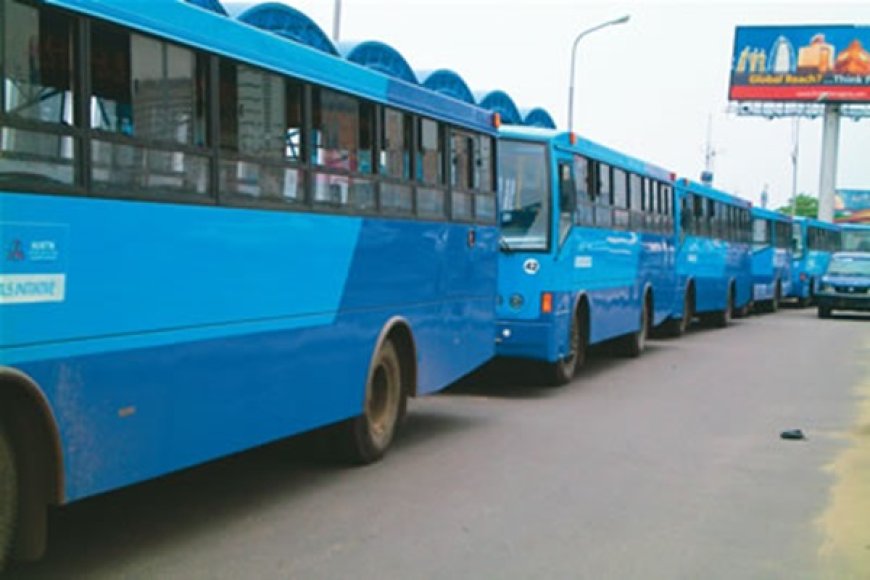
541, 292, 554, 314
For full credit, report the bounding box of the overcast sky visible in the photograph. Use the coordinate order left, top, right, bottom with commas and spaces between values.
225, 0, 870, 210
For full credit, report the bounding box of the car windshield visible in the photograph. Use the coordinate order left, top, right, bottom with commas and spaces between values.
827, 255, 870, 277
498, 140, 550, 251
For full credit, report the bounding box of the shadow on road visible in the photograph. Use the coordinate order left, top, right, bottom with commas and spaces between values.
445, 340, 678, 399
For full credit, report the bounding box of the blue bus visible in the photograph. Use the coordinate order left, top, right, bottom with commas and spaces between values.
496, 127, 676, 385
788, 217, 841, 306
0, 0, 500, 566
841, 223, 870, 252
750, 207, 793, 312
669, 179, 753, 331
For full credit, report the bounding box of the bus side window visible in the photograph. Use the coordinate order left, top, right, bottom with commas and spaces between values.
574, 155, 593, 227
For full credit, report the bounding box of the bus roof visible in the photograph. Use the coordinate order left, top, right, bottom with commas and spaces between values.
793, 216, 841, 231
45, 0, 494, 133
751, 206, 792, 222
675, 179, 752, 209
498, 126, 673, 182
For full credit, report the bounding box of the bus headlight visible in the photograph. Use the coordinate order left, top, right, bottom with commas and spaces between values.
818, 282, 833, 293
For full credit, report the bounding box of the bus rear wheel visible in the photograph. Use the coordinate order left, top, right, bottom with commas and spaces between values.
548, 314, 586, 386
0, 425, 17, 572
657, 284, 692, 338
710, 287, 733, 328
770, 282, 781, 312
335, 339, 407, 464
619, 296, 649, 357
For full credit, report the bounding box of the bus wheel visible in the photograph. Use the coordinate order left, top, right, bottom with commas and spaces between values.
659, 286, 692, 338
336, 339, 407, 464
770, 282, 781, 312
619, 296, 649, 357
0, 425, 17, 572
818, 305, 832, 319
548, 313, 586, 386
711, 287, 733, 328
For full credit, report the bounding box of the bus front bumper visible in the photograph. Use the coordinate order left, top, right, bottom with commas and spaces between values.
495, 320, 561, 363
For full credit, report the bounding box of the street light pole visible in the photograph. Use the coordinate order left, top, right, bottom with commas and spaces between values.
332, 0, 342, 42
567, 15, 630, 133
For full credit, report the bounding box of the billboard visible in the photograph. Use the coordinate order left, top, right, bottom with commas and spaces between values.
835, 189, 870, 223
729, 25, 870, 102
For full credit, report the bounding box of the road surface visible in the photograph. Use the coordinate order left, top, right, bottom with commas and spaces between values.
8, 308, 870, 579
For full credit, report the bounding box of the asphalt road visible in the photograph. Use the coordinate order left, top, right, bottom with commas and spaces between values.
8, 308, 870, 579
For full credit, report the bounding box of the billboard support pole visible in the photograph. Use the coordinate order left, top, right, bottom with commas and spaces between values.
817, 103, 840, 222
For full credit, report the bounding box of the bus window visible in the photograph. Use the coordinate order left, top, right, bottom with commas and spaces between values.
573, 155, 594, 227
612, 168, 629, 229
558, 161, 575, 243
498, 140, 549, 250
311, 87, 375, 209
379, 107, 413, 214
416, 118, 446, 219
474, 135, 497, 224
753, 218, 770, 247
218, 62, 303, 204
595, 163, 613, 228
90, 26, 210, 198
450, 130, 474, 221
1, 0, 76, 186
629, 173, 643, 231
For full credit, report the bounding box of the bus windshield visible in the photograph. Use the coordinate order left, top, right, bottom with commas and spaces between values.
792, 223, 804, 258
498, 140, 550, 251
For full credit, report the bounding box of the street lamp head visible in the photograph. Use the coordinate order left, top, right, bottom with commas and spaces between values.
567, 14, 631, 133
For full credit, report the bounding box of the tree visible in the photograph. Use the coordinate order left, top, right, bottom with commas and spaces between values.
777, 194, 818, 218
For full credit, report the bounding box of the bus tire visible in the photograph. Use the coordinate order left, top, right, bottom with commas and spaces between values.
0, 424, 17, 573
547, 310, 587, 386
334, 339, 407, 464
619, 293, 649, 358
818, 305, 832, 319
770, 282, 781, 313
711, 286, 733, 328
661, 286, 692, 338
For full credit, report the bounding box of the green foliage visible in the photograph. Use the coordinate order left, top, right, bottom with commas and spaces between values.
777, 194, 818, 218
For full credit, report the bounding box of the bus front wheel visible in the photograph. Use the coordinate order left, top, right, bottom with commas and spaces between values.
335, 339, 407, 464
0, 424, 17, 572
548, 313, 586, 386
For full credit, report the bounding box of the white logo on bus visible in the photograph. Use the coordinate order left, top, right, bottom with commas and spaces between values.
0, 274, 66, 304
574, 256, 593, 269
523, 259, 540, 275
